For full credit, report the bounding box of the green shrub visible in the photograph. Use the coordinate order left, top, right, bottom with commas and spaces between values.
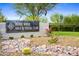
22, 47, 31, 55
30, 35, 33, 38
48, 36, 58, 44
21, 35, 25, 38
9, 37, 14, 40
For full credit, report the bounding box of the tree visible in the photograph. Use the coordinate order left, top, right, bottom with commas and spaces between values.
64, 14, 79, 25
0, 9, 6, 22
64, 16, 70, 24
70, 14, 79, 25
14, 3, 57, 20
40, 17, 48, 23
50, 13, 64, 31
64, 14, 79, 31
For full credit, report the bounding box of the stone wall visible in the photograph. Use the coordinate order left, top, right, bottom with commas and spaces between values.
0, 22, 49, 39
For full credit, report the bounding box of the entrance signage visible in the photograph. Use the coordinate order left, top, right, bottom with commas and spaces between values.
6, 21, 39, 33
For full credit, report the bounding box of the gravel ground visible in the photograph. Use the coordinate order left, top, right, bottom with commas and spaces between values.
0, 36, 79, 56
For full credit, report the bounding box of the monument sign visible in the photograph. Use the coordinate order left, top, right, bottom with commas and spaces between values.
6, 21, 39, 33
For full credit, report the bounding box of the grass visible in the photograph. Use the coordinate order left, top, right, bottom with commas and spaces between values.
52, 31, 79, 36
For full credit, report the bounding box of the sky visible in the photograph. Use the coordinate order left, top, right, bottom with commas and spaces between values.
0, 3, 79, 21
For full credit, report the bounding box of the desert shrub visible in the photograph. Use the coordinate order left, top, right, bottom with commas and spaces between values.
48, 36, 58, 44
21, 35, 25, 38
30, 35, 33, 38
38, 36, 41, 37
22, 47, 31, 55
9, 37, 14, 40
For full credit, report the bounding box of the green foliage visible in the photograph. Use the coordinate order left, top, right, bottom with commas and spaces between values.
14, 3, 56, 20
64, 14, 79, 25
30, 35, 34, 38
21, 35, 25, 38
22, 48, 31, 55
24, 16, 48, 23
51, 14, 79, 26
50, 13, 64, 24
40, 17, 48, 23
48, 36, 58, 44
9, 37, 14, 40
50, 24, 79, 31
50, 14, 79, 32
50, 13, 64, 31
0, 9, 6, 23
24, 16, 39, 21
48, 39, 57, 44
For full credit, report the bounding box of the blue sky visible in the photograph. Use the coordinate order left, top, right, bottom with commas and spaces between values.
0, 3, 79, 21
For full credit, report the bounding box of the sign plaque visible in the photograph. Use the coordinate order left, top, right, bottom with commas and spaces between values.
6, 21, 39, 33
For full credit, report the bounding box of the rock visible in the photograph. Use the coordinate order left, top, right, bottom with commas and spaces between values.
1, 39, 79, 56
1, 41, 10, 45
1, 38, 31, 55
41, 45, 47, 48
76, 48, 79, 55
66, 46, 73, 51
32, 45, 47, 53
73, 47, 77, 50
12, 41, 18, 45
9, 45, 14, 49
2, 45, 9, 50
46, 51, 52, 55
31, 46, 36, 52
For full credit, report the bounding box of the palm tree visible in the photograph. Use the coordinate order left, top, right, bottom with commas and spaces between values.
14, 3, 57, 20
24, 15, 48, 23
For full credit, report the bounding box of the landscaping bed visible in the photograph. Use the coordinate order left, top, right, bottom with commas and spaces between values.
0, 36, 79, 56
